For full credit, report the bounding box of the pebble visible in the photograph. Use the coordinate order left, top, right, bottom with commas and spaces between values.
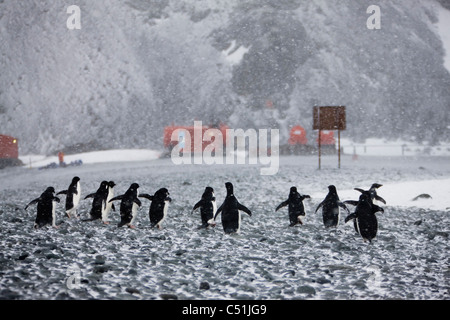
199, 281, 210, 290
160, 293, 178, 300
296, 285, 316, 295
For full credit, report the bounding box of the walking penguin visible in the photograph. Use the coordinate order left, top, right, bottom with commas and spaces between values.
109, 183, 142, 229
140, 188, 172, 229
214, 182, 252, 234
344, 193, 384, 243
314, 185, 350, 228
56, 176, 81, 219
192, 187, 217, 229
25, 187, 60, 229
275, 186, 311, 226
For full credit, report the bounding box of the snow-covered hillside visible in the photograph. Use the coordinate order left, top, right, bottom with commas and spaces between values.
0, 0, 449, 155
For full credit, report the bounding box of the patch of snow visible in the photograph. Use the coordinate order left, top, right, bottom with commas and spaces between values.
20, 149, 162, 169
312, 178, 450, 211
222, 40, 250, 66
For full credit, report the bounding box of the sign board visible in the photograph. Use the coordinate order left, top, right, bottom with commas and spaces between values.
313, 106, 346, 170
313, 106, 346, 130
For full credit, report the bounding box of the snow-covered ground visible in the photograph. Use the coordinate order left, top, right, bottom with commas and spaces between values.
0, 151, 449, 300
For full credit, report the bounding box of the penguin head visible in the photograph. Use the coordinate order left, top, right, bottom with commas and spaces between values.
359, 193, 371, 203
205, 186, 214, 193
45, 187, 56, 194
225, 182, 234, 195
328, 185, 337, 193
100, 181, 108, 188
371, 183, 383, 189
290, 186, 297, 194
155, 188, 169, 199
72, 176, 80, 183
130, 183, 140, 190
108, 181, 116, 188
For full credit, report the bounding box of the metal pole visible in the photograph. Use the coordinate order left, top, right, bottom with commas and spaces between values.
318, 129, 321, 170
338, 129, 341, 169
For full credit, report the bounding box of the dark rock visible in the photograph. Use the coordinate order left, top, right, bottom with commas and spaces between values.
0, 289, 21, 300
175, 249, 187, 256
160, 293, 178, 300
296, 285, 316, 295
94, 255, 106, 265
316, 277, 331, 284
126, 287, 141, 295
413, 220, 423, 226
93, 265, 111, 274
199, 281, 210, 290
18, 253, 29, 260
412, 194, 432, 201
46, 253, 60, 260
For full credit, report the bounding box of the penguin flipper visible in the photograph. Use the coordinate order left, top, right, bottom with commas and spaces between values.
56, 190, 68, 196
165, 197, 172, 203
84, 193, 96, 200
192, 200, 202, 212
354, 188, 365, 194
112, 204, 116, 211
54, 197, 60, 203
25, 198, 40, 210
276, 200, 289, 212
139, 194, 153, 201
344, 213, 357, 223
373, 205, 384, 214
214, 203, 224, 220
314, 200, 324, 214
338, 201, 350, 214
301, 195, 311, 200
238, 203, 252, 216
375, 195, 386, 204
134, 198, 142, 207
344, 200, 359, 206
109, 195, 124, 203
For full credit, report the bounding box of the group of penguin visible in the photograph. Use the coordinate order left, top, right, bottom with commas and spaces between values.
24, 176, 386, 243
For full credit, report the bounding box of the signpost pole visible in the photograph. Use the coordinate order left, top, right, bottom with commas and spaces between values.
338, 129, 341, 169
318, 129, 321, 170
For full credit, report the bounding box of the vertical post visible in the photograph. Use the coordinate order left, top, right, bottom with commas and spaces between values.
318, 129, 321, 170
338, 129, 341, 169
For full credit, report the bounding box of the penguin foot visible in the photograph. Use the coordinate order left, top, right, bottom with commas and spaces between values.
103, 221, 110, 225
128, 225, 136, 229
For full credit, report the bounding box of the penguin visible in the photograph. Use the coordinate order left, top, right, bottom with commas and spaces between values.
192, 187, 217, 229
56, 176, 81, 219
314, 185, 350, 228
344, 193, 384, 243
83, 181, 109, 222
139, 188, 172, 229
109, 183, 142, 229
275, 187, 311, 226
354, 183, 386, 205
101, 181, 116, 224
25, 187, 60, 229
214, 182, 251, 234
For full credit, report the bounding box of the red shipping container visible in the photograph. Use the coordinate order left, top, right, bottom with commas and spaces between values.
0, 135, 19, 159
